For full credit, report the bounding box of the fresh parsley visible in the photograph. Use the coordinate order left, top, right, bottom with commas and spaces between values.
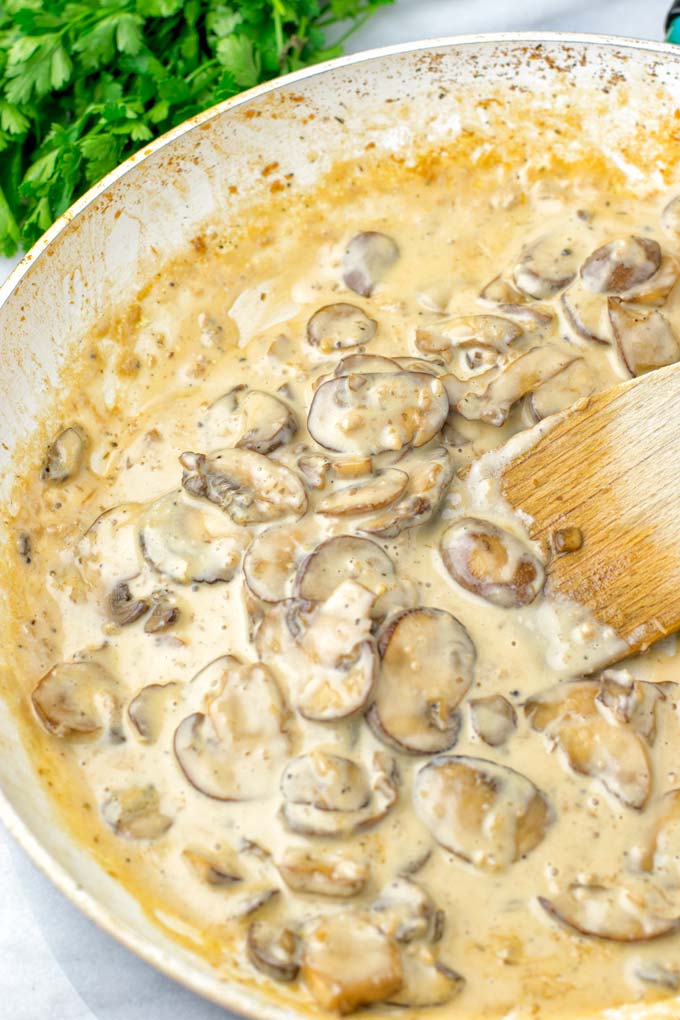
0, 0, 394, 256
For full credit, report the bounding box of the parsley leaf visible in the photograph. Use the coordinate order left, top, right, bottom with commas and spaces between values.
0, 0, 394, 256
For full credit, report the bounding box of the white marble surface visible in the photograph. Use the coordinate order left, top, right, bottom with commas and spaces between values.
0, 2, 673, 1017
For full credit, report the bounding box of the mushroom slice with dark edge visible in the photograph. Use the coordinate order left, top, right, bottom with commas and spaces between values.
277, 847, 369, 897
307, 303, 378, 352
608, 299, 680, 376
243, 520, 321, 604
224, 886, 280, 920
580, 236, 661, 294
78, 503, 143, 590
455, 347, 575, 426
469, 695, 517, 747
301, 912, 403, 1013
247, 921, 300, 982
139, 491, 248, 584
332, 353, 401, 376
622, 255, 680, 306
281, 752, 371, 812
180, 449, 307, 525
259, 581, 379, 721
101, 785, 172, 840
632, 961, 680, 992
342, 231, 400, 297
413, 755, 551, 872
144, 590, 180, 633
307, 371, 449, 456
539, 882, 680, 942
512, 237, 581, 299
281, 751, 399, 837
387, 947, 464, 1008
32, 660, 121, 739
41, 425, 87, 483
361, 446, 453, 539
108, 581, 149, 627
201, 386, 297, 454
560, 283, 610, 344
368, 608, 475, 754
295, 535, 394, 603
418, 315, 522, 357
294, 535, 407, 620
524, 679, 653, 809
595, 672, 667, 743
440, 518, 545, 608
528, 359, 596, 421
173, 657, 289, 800
128, 681, 181, 743
297, 453, 329, 490
182, 846, 243, 886
317, 468, 408, 516
372, 877, 441, 943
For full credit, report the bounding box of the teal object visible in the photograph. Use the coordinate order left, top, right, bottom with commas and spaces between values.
667, 2, 680, 41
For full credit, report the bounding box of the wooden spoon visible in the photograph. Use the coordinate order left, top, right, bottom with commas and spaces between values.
501, 361, 680, 663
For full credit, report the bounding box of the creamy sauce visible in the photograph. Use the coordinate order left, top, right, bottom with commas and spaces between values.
5, 150, 680, 1018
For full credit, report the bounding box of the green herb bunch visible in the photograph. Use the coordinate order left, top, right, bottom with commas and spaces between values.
0, 0, 393, 256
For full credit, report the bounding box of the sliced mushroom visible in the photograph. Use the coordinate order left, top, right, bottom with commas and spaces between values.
174, 657, 289, 800
632, 960, 680, 991
332, 353, 401, 376
342, 232, 400, 297
297, 453, 330, 490
182, 846, 243, 886
455, 347, 575, 426
595, 672, 667, 744
539, 882, 680, 942
128, 682, 181, 743
101, 785, 172, 840
108, 581, 149, 627
180, 449, 307, 525
528, 358, 595, 421
416, 316, 521, 382
387, 947, 464, 1007
414, 755, 551, 872
581, 236, 661, 294
307, 371, 448, 456
372, 877, 440, 943
301, 912, 403, 1013
225, 886, 280, 920
330, 454, 374, 479
608, 299, 680, 376
277, 846, 369, 898
282, 752, 399, 838
441, 518, 544, 608
202, 386, 297, 454
78, 503, 143, 590
139, 491, 248, 584
368, 608, 475, 754
318, 469, 408, 516
512, 237, 580, 299
32, 660, 120, 740
295, 535, 394, 604
307, 303, 378, 352
281, 752, 371, 812
361, 446, 453, 539
244, 521, 320, 604
41, 425, 87, 483
560, 284, 610, 344
623, 255, 680, 306
144, 590, 180, 633
524, 680, 652, 809
247, 921, 300, 982
480, 275, 524, 305
469, 695, 517, 746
